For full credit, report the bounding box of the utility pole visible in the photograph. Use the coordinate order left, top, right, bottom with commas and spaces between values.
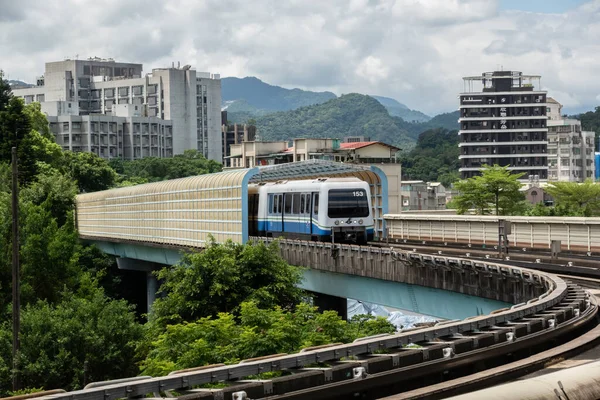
12, 147, 20, 391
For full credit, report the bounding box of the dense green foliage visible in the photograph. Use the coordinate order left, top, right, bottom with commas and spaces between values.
400, 128, 460, 186
544, 180, 600, 216
451, 165, 526, 215
222, 77, 336, 112
250, 94, 416, 148
109, 150, 222, 185
151, 239, 306, 328
141, 301, 395, 376
0, 277, 142, 391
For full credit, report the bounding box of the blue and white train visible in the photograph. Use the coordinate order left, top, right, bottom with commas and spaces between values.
248, 177, 375, 244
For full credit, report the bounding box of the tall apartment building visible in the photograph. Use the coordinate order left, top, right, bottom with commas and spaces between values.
459, 71, 548, 180
546, 97, 595, 181
12, 58, 222, 161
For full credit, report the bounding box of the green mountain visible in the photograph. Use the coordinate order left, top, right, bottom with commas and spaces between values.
371, 95, 431, 123
253, 93, 416, 148
221, 77, 434, 125
221, 77, 336, 112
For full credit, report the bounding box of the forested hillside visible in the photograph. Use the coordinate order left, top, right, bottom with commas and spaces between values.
400, 128, 460, 187
253, 93, 417, 148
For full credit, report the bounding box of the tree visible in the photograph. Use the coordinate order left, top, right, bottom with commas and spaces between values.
62, 151, 117, 192
0, 97, 33, 183
452, 165, 526, 215
0, 71, 12, 112
150, 239, 306, 328
140, 301, 395, 377
0, 277, 143, 394
544, 180, 600, 216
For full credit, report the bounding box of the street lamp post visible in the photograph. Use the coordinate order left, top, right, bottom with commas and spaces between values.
12, 146, 20, 391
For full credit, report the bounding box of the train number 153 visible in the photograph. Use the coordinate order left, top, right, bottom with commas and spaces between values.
353, 191, 364, 197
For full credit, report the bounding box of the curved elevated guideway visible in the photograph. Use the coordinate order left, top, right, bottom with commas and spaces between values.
64, 162, 600, 399
30, 247, 597, 400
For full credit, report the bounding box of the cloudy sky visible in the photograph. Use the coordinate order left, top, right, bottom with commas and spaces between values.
1, 0, 598, 115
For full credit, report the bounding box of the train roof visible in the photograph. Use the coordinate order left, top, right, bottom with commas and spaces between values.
251, 177, 365, 186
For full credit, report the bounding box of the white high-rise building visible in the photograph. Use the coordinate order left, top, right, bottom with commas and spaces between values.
12, 58, 222, 161
546, 97, 595, 181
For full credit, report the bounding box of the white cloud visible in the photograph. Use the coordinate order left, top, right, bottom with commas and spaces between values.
1, 0, 600, 115
355, 56, 390, 83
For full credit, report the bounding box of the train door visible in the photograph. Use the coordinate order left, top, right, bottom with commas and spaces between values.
248, 193, 259, 236
299, 193, 310, 235
311, 193, 319, 238
283, 193, 294, 236
269, 193, 283, 234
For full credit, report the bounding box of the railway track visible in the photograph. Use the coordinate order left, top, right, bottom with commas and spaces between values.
30, 247, 597, 400
370, 241, 600, 281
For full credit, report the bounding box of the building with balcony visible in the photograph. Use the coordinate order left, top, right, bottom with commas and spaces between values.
12, 58, 222, 161
546, 97, 595, 182
459, 71, 548, 180
226, 138, 404, 213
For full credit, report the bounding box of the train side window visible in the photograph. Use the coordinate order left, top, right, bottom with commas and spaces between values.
300, 194, 305, 215
292, 193, 301, 214
305, 194, 311, 214
284, 194, 292, 214
268, 194, 274, 214
277, 194, 283, 214
313, 194, 319, 216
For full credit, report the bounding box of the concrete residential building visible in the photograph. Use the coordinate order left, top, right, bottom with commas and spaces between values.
399, 181, 447, 211
227, 138, 404, 213
459, 71, 548, 180
12, 58, 222, 161
546, 97, 595, 182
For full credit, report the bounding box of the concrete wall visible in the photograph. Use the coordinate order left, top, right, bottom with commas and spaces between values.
272, 239, 544, 305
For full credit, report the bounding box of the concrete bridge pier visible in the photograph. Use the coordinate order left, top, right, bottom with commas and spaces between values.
116, 258, 164, 314
312, 292, 348, 320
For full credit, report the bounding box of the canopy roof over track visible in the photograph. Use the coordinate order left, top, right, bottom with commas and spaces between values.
76, 160, 388, 248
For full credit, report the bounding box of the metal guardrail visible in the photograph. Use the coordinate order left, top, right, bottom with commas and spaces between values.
31, 244, 573, 400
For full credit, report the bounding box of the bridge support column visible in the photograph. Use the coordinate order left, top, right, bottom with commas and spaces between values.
116, 257, 165, 315
146, 272, 158, 315
313, 293, 347, 320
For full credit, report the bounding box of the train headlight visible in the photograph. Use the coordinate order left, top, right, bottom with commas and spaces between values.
359, 219, 363, 225
335, 220, 340, 225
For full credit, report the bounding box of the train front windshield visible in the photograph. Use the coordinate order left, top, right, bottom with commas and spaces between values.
327, 189, 370, 218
